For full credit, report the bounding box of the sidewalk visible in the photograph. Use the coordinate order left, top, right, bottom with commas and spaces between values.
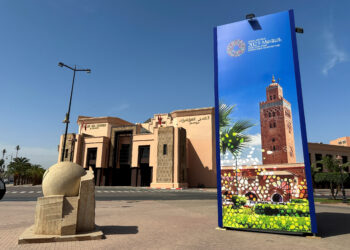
1, 199, 350, 249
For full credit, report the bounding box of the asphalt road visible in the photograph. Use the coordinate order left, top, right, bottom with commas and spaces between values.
1, 186, 218, 201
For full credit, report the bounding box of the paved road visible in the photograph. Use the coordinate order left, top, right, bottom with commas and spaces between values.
2, 186, 218, 201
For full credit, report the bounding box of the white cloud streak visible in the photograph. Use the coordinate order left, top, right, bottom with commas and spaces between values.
246, 133, 262, 146
322, 27, 348, 75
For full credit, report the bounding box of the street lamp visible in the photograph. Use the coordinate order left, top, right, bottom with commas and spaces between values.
58, 62, 91, 162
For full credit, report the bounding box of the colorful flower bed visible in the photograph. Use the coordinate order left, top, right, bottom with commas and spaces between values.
222, 197, 311, 233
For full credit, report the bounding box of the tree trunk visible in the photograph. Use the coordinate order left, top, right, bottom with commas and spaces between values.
330, 182, 336, 199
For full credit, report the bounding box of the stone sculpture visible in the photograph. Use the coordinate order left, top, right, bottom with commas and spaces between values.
18, 162, 103, 244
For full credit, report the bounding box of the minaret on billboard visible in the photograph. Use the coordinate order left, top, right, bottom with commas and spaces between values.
259, 75, 296, 164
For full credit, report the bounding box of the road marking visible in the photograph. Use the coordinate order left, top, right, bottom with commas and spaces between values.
111, 191, 115, 193
12, 191, 18, 193
20, 191, 26, 193
37, 191, 42, 193
103, 191, 109, 193
97, 191, 101, 193
29, 191, 34, 193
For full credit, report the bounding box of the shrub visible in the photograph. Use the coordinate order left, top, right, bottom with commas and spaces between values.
254, 203, 310, 217
232, 195, 247, 207
222, 206, 311, 233
290, 199, 308, 204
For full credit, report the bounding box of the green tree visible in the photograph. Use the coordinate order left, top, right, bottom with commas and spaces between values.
15, 145, 20, 158
314, 156, 350, 199
219, 102, 255, 195
7, 157, 31, 185
0, 159, 4, 178
26, 164, 46, 185
219, 102, 235, 129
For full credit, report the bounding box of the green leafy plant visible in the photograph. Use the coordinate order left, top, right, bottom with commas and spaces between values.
232, 195, 247, 207
254, 203, 310, 217
223, 205, 311, 233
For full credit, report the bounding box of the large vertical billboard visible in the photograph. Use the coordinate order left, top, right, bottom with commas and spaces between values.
214, 10, 317, 234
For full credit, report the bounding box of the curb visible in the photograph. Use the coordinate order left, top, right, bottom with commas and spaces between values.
144, 187, 183, 190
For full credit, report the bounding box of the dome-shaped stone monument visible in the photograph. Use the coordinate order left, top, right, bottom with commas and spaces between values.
42, 162, 86, 197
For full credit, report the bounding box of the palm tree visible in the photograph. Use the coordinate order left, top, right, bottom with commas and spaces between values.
0, 159, 4, 176
15, 145, 20, 158
219, 102, 255, 195
27, 164, 46, 185
2, 149, 6, 159
219, 102, 235, 129
7, 157, 30, 185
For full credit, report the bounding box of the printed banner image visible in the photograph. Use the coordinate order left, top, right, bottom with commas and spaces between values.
214, 10, 317, 234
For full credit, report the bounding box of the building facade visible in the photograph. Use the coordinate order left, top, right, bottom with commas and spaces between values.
58, 107, 216, 188
308, 142, 350, 173
329, 136, 350, 147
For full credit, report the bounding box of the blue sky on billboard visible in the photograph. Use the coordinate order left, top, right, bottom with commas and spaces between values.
217, 11, 304, 165
0, 0, 349, 168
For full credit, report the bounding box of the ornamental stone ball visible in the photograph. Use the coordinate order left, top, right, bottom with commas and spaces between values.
42, 162, 86, 197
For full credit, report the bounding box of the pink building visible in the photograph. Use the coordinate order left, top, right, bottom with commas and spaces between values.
58, 107, 217, 188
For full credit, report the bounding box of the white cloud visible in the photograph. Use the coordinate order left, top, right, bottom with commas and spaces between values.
322, 28, 348, 75
246, 133, 262, 146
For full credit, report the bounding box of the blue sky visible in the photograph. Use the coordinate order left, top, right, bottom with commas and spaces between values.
0, 0, 349, 168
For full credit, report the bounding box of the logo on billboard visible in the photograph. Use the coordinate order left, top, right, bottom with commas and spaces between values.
227, 40, 246, 57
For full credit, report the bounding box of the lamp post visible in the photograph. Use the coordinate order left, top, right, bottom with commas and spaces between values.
58, 62, 91, 162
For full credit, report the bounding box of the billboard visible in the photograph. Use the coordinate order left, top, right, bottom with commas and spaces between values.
214, 10, 317, 234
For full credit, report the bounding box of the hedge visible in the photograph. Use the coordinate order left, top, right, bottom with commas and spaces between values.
254, 203, 310, 217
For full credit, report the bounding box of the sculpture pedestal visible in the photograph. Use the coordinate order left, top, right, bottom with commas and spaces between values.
18, 225, 103, 244
18, 163, 103, 244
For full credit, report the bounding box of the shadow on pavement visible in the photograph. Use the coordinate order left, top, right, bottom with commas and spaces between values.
100, 225, 138, 235
317, 212, 350, 237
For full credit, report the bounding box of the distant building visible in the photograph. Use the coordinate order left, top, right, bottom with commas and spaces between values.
307, 142, 350, 172
58, 107, 216, 188
329, 137, 350, 147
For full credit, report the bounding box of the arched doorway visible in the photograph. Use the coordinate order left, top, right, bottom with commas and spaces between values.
271, 193, 283, 203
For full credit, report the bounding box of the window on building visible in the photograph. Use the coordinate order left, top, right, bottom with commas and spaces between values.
120, 144, 130, 164
163, 144, 167, 155
315, 153, 323, 171
273, 145, 276, 151
269, 113, 271, 117
273, 112, 275, 117
269, 123, 272, 128
270, 96, 272, 100
273, 122, 276, 128
272, 138, 275, 142
326, 154, 333, 159
273, 95, 276, 99
342, 156, 348, 164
